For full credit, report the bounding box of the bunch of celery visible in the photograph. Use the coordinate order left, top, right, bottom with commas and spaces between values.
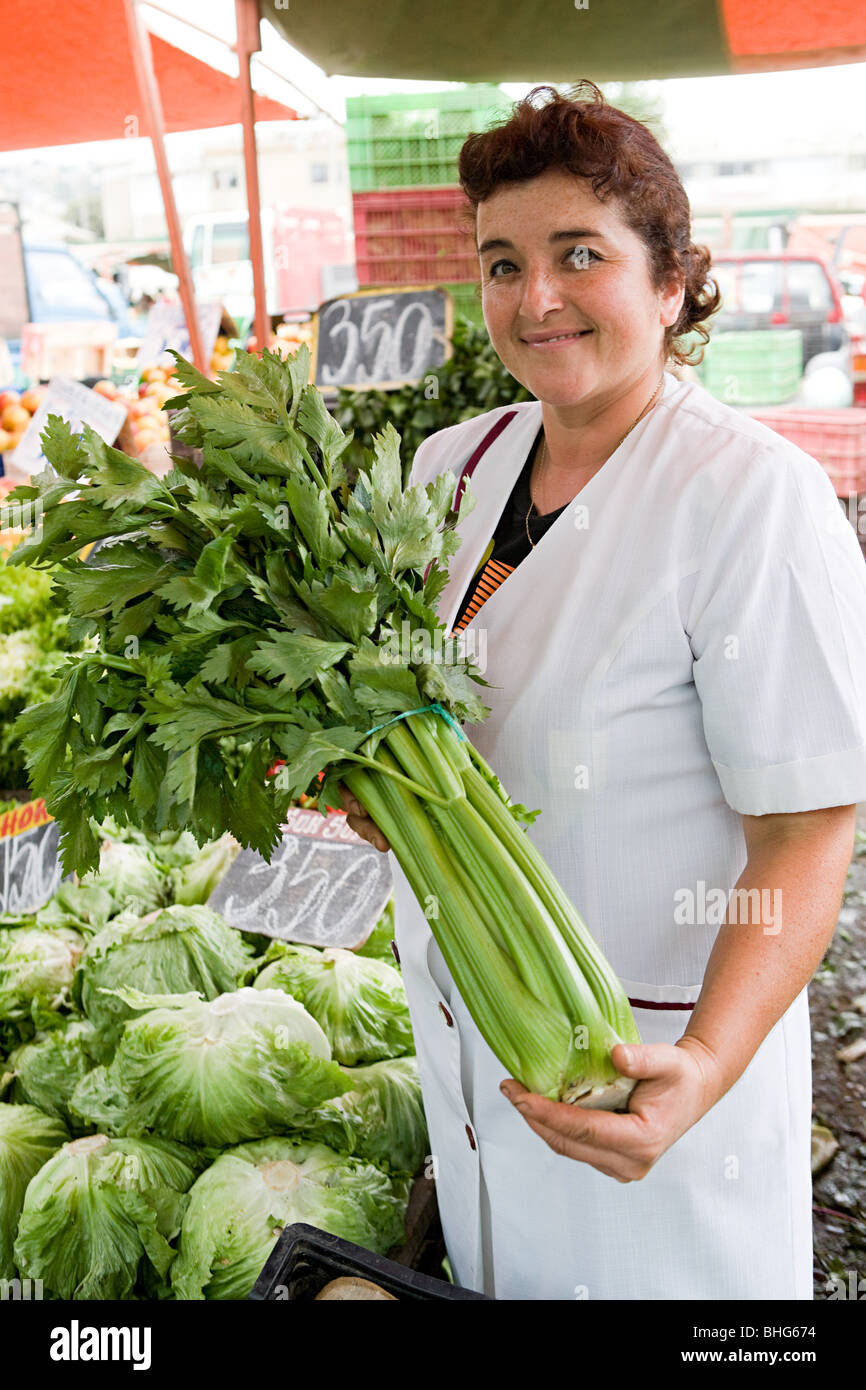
1, 346, 639, 1107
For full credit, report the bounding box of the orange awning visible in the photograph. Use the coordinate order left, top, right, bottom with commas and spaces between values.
0, 0, 297, 153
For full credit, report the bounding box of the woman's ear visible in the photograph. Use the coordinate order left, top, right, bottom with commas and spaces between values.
659, 274, 686, 330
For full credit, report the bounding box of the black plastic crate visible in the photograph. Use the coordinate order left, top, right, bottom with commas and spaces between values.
248, 1223, 490, 1301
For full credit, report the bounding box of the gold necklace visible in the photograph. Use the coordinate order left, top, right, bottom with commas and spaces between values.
524, 375, 666, 549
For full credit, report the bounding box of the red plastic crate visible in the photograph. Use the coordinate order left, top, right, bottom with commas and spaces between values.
749, 408, 866, 497
353, 187, 477, 285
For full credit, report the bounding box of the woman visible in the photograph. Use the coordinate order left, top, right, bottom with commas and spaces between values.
341, 83, 866, 1300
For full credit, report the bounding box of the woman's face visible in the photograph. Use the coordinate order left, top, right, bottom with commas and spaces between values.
477, 168, 685, 409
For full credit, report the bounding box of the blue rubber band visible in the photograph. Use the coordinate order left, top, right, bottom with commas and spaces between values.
429, 701, 468, 742
361, 701, 466, 743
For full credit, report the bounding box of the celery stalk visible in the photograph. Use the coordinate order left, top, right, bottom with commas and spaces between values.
344, 711, 640, 1108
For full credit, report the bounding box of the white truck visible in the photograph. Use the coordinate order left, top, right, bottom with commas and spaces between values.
183, 206, 356, 328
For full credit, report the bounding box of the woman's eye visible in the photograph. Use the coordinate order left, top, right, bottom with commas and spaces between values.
484, 248, 599, 279
566, 246, 600, 268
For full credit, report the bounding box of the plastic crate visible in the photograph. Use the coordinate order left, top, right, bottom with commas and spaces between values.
353, 187, 477, 285
249, 1223, 490, 1301
748, 407, 866, 496
346, 85, 509, 191
697, 330, 803, 406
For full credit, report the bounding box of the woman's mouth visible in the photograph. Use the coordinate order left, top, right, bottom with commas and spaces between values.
522, 330, 593, 348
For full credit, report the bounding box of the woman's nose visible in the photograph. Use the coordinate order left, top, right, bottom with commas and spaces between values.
518, 266, 567, 322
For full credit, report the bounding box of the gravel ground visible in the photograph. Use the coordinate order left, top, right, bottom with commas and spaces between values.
811, 802, 866, 1298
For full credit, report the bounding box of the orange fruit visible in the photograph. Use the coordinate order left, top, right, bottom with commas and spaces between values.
1, 404, 30, 432
19, 388, 45, 414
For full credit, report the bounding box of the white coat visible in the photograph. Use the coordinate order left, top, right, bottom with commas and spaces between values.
389, 371, 866, 1300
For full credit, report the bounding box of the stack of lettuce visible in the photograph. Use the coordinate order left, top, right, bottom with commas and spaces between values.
0, 819, 420, 1299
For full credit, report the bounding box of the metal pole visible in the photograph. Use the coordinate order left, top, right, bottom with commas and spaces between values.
235, 0, 270, 356
123, 0, 207, 372
140, 1, 336, 125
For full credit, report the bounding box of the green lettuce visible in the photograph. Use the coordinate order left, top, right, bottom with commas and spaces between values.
170, 1136, 411, 1300
300, 1056, 428, 1175
13, 1132, 201, 1299
75, 903, 252, 1039
252, 942, 414, 1066
0, 926, 84, 1022
0, 1103, 68, 1278
81, 839, 168, 916
70, 986, 350, 1147
166, 833, 239, 905
35, 883, 115, 940
7, 1020, 106, 1131
355, 896, 399, 967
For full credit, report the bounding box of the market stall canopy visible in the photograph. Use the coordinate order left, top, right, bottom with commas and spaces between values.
0, 0, 297, 153
264, 0, 866, 81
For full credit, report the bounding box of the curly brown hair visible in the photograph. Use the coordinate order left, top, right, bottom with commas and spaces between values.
458, 82, 721, 366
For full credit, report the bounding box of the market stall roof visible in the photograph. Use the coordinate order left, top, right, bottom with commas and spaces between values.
265, 0, 866, 81
0, 0, 297, 153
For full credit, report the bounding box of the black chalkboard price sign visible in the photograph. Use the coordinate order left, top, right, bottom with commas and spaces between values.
0, 798, 63, 915
313, 286, 453, 391
207, 807, 393, 950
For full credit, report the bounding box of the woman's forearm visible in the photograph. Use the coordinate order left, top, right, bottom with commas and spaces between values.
680, 807, 857, 1107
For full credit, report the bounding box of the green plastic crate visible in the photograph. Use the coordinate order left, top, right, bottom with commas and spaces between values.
696, 330, 803, 406
442, 281, 486, 329
346, 85, 510, 191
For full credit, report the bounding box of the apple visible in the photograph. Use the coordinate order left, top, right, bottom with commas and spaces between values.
0, 428, 13, 452
0, 390, 20, 413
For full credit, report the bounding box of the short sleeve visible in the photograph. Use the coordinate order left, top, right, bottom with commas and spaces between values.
684, 443, 866, 814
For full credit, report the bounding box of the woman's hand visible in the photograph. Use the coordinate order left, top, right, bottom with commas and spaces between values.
337, 783, 392, 854
499, 1036, 723, 1182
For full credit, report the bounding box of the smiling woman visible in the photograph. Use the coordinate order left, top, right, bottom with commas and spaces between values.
343, 82, 866, 1303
